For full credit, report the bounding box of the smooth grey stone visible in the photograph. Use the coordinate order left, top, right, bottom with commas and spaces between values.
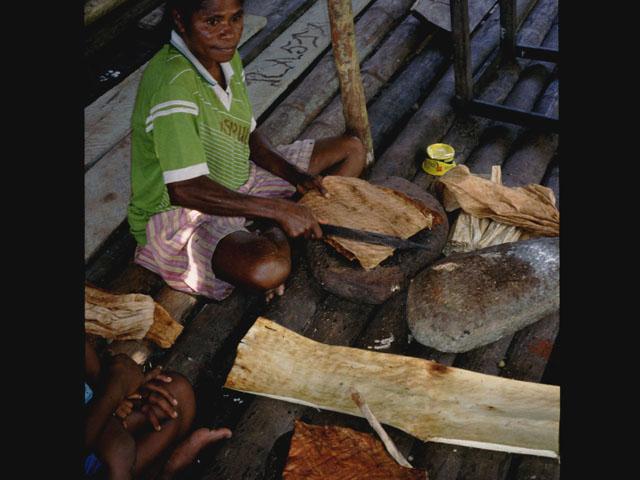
407, 237, 559, 353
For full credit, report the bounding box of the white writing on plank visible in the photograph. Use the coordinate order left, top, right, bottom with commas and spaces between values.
245, 23, 326, 87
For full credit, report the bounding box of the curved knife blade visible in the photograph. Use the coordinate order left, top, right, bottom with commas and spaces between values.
320, 224, 430, 250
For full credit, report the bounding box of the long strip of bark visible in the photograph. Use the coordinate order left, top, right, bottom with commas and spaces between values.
201, 296, 375, 480
225, 318, 559, 457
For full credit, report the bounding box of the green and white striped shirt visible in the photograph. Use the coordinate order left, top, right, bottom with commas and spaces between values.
128, 31, 256, 246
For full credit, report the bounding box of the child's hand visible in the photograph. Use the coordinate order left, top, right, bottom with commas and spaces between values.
136, 366, 179, 431
114, 394, 140, 428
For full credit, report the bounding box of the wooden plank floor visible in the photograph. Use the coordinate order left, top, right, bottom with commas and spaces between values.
84, 0, 560, 478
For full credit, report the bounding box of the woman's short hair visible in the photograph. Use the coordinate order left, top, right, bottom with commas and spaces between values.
163, 0, 244, 34
164, 0, 206, 34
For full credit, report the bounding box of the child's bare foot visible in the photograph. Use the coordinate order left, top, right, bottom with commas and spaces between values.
265, 284, 285, 302
161, 428, 232, 477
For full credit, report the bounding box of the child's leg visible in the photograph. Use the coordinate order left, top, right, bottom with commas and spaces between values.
125, 372, 230, 478
85, 339, 102, 386
94, 417, 136, 480
307, 135, 366, 177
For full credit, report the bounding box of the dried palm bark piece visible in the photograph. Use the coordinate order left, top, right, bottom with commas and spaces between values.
146, 304, 184, 349
84, 286, 183, 348
225, 318, 560, 458
444, 166, 524, 255
299, 176, 439, 270
438, 165, 559, 236
283, 420, 427, 480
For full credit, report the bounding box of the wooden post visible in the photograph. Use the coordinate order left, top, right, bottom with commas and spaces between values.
327, 0, 374, 165
450, 0, 473, 102
499, 0, 517, 64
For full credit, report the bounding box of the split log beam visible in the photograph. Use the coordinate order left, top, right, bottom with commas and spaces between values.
137, 3, 166, 30
100, 241, 320, 369
239, 0, 319, 65
301, 14, 440, 146
406, 18, 555, 194
460, 20, 558, 177
85, 0, 166, 57
327, 0, 374, 163
500, 77, 559, 188
513, 455, 560, 480
85, 0, 130, 27
411, 0, 496, 32
261, 0, 420, 148
245, 0, 375, 119
452, 62, 553, 176
367, 0, 540, 183
85, 224, 140, 288
201, 296, 376, 480
433, 14, 557, 176
412, 25, 556, 196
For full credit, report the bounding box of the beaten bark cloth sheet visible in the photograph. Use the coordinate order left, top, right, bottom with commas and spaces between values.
299, 176, 438, 270
283, 420, 427, 480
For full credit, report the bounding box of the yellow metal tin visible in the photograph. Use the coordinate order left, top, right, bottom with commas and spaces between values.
427, 143, 455, 162
422, 158, 457, 176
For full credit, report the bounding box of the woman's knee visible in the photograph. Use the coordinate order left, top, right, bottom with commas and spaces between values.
245, 254, 291, 291
343, 136, 366, 175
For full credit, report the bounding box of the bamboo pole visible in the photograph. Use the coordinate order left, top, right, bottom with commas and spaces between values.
327, 0, 374, 165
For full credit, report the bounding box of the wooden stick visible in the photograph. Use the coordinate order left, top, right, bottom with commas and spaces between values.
327, 0, 374, 164
350, 388, 415, 469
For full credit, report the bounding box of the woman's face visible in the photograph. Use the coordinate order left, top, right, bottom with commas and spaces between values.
176, 0, 244, 69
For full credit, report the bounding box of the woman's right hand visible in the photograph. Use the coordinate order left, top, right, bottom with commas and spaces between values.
275, 202, 324, 240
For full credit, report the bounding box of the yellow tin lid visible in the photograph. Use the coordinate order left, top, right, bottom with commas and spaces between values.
422, 158, 457, 176
427, 143, 455, 162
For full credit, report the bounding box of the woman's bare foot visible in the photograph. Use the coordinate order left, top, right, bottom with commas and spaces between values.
161, 427, 232, 477
265, 284, 285, 302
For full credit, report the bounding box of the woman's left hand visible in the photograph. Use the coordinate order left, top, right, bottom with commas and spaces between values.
294, 170, 329, 197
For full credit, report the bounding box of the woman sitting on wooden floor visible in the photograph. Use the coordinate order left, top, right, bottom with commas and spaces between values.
127, 0, 366, 303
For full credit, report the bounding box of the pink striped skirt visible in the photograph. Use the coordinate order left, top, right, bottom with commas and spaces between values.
134, 139, 314, 300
